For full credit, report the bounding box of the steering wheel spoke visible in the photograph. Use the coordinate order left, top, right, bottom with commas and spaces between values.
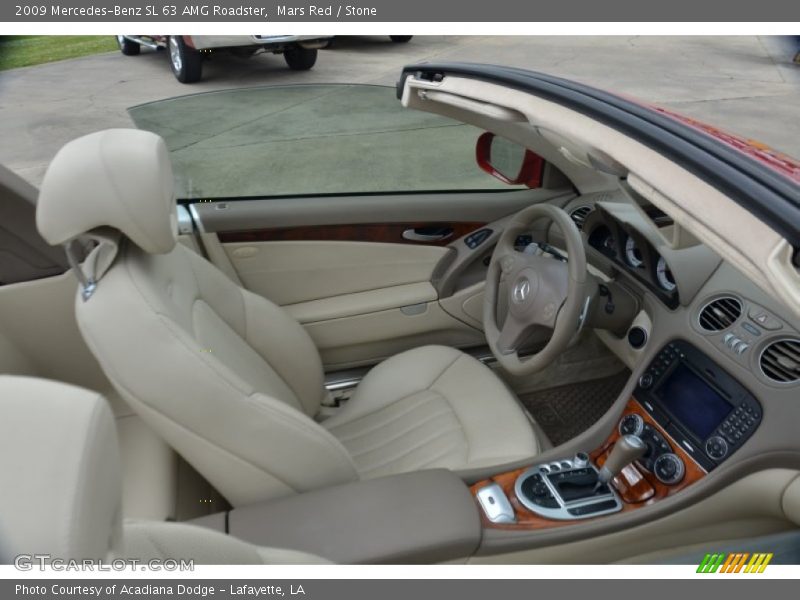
497, 313, 528, 355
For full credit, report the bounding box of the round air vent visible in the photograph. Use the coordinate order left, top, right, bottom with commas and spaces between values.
569, 206, 593, 231
759, 338, 800, 384
698, 296, 742, 332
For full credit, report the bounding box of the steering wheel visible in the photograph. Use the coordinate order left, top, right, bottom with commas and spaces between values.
483, 204, 593, 376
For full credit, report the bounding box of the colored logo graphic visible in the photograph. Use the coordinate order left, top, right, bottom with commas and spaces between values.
697, 552, 773, 573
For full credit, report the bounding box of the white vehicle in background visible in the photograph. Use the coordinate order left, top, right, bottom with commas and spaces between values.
115, 35, 332, 83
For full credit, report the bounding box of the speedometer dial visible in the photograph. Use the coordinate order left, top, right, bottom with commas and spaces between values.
624, 236, 643, 268
656, 257, 676, 292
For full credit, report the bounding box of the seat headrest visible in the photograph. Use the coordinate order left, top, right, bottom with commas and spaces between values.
0, 376, 122, 562
37, 129, 177, 254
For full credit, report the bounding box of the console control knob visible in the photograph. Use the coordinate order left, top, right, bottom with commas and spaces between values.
639, 373, 654, 389
705, 435, 729, 461
653, 453, 685, 485
572, 452, 589, 468
618, 413, 644, 437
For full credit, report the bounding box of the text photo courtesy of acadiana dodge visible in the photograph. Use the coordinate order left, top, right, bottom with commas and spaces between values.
16, 584, 308, 597
36, 4, 380, 19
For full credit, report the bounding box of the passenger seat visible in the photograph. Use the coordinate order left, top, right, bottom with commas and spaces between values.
0, 375, 329, 565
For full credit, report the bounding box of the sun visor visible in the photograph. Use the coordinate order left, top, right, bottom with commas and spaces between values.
536, 128, 627, 177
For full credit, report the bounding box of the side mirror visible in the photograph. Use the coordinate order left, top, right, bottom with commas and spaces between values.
476, 132, 544, 188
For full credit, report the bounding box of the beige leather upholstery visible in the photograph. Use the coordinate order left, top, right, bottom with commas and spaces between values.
0, 376, 328, 565
324, 346, 539, 478
0, 375, 121, 561
75, 241, 359, 506
782, 475, 800, 525
35, 129, 542, 506
122, 522, 329, 565
37, 129, 177, 254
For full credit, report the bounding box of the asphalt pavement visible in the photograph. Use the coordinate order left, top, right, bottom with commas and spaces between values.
1, 35, 798, 186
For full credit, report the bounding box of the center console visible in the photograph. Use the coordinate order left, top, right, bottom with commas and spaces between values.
633, 339, 762, 471
472, 339, 762, 529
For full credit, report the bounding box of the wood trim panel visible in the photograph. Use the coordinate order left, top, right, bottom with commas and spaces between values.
470, 397, 707, 531
217, 222, 487, 246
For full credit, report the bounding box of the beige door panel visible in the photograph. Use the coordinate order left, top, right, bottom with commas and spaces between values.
285, 282, 438, 324
304, 301, 485, 370
782, 474, 800, 525
222, 240, 448, 306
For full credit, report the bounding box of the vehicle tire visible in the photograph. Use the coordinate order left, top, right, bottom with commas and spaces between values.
390, 36, 413, 43
116, 35, 140, 56
284, 47, 318, 71
168, 36, 203, 83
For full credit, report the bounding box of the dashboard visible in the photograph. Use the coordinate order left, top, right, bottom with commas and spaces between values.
582, 204, 680, 309
557, 190, 799, 444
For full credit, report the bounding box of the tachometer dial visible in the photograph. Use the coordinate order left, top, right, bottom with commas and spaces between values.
656, 256, 676, 292
624, 236, 644, 268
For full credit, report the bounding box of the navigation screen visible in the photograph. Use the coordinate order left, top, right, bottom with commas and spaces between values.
657, 363, 733, 440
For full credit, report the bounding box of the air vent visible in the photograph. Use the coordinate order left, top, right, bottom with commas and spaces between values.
698, 296, 742, 332
760, 339, 800, 384
569, 206, 593, 230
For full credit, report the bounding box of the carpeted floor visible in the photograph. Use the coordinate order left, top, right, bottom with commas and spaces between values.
519, 370, 631, 446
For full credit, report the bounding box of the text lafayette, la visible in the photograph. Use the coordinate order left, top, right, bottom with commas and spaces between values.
18, 584, 306, 596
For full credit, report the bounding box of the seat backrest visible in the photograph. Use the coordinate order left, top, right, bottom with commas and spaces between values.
35, 130, 358, 506
0, 376, 330, 565
0, 375, 122, 561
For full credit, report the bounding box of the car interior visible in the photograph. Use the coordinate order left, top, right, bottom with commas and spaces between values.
1, 64, 799, 565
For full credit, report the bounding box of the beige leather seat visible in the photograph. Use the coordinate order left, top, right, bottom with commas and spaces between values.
0, 375, 329, 565
35, 129, 542, 506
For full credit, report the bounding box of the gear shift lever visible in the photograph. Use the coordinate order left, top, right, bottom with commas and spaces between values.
597, 434, 647, 487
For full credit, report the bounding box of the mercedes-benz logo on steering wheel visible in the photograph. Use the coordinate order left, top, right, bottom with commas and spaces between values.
512, 277, 532, 303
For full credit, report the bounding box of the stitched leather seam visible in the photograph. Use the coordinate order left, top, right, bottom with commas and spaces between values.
356, 425, 464, 475
327, 391, 441, 440
345, 408, 457, 458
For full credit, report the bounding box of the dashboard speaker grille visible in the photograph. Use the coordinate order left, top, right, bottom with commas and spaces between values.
760, 339, 800, 384
698, 296, 742, 331
569, 206, 593, 231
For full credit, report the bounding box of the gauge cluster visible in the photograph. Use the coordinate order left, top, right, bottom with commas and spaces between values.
584, 208, 679, 308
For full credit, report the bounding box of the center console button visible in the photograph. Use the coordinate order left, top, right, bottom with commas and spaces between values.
572, 452, 589, 468
705, 435, 729, 460
639, 373, 654, 389
618, 413, 644, 437
653, 453, 685, 485
748, 311, 782, 331
476, 483, 517, 524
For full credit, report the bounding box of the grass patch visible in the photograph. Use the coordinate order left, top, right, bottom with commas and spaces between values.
0, 36, 118, 71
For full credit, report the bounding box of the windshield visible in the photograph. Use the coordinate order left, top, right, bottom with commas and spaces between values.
128, 84, 517, 200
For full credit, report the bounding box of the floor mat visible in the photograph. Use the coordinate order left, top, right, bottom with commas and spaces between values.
519, 370, 631, 447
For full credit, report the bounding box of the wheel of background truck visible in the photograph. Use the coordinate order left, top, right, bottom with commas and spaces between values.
284, 47, 318, 71
168, 36, 203, 84
117, 35, 140, 56
389, 36, 413, 43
